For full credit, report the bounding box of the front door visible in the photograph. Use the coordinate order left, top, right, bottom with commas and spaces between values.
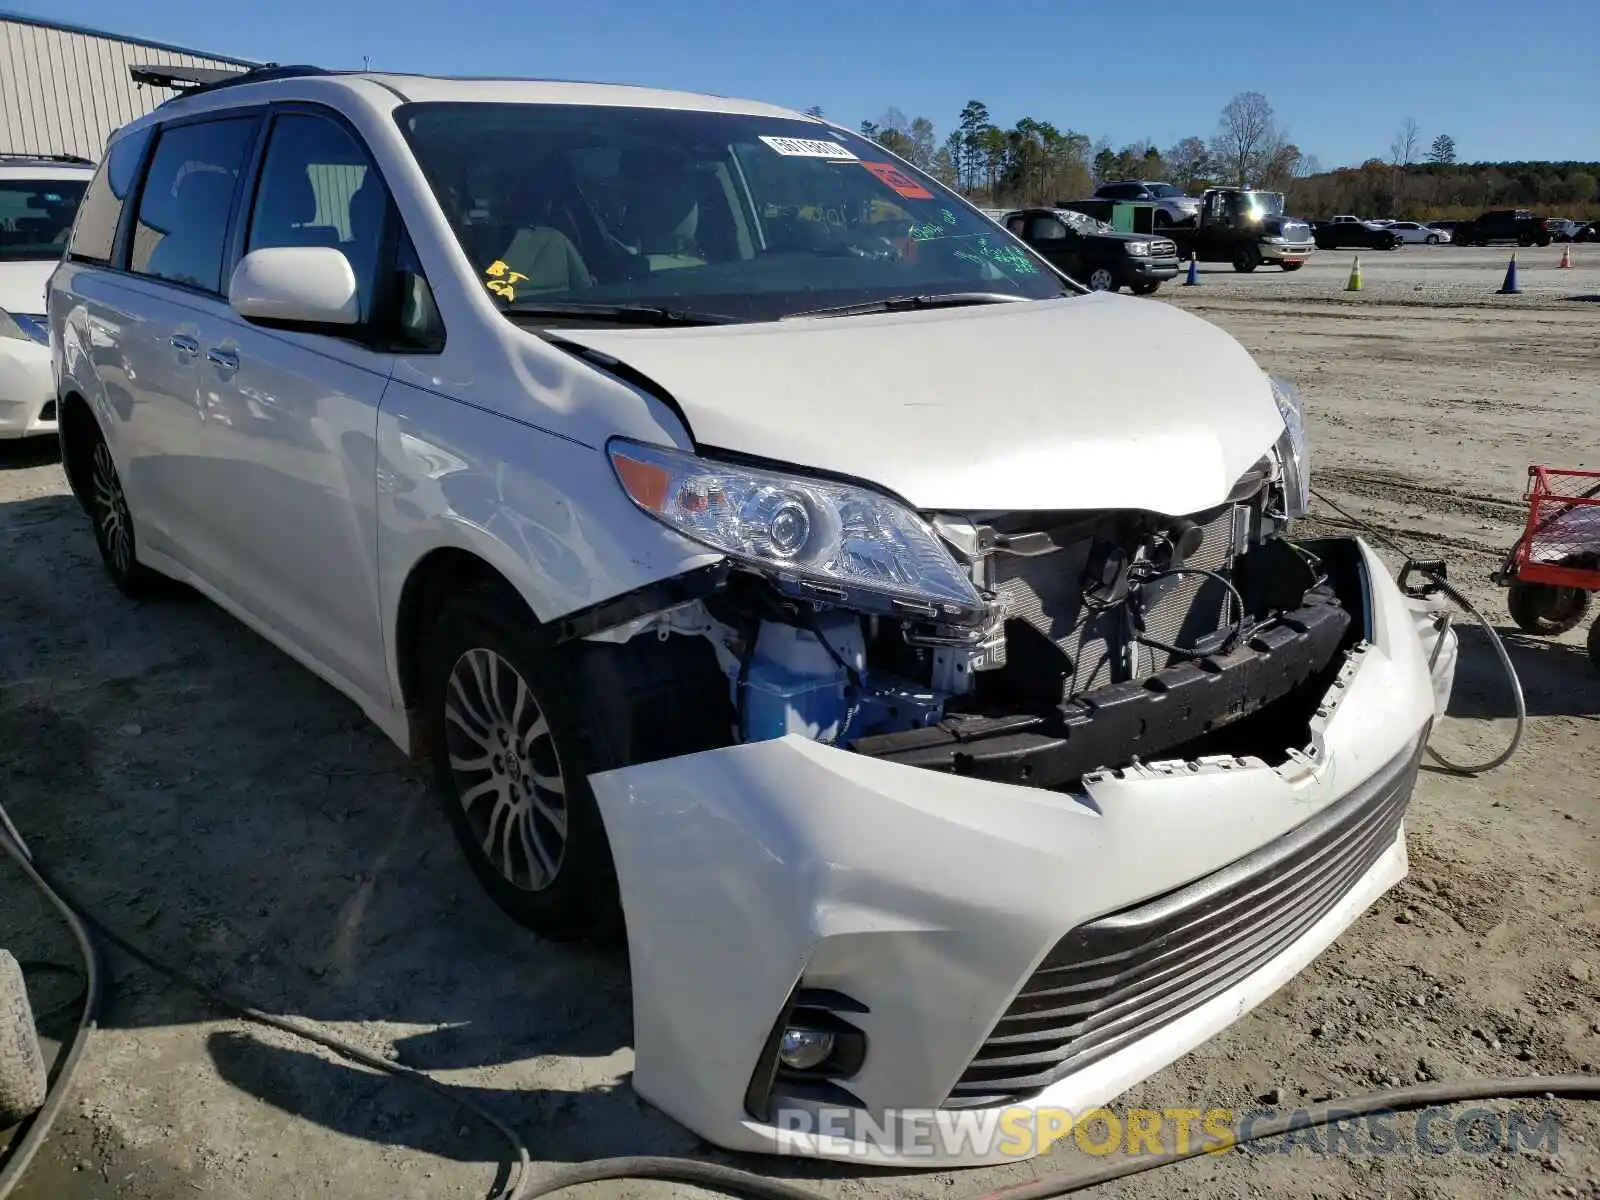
191, 109, 397, 703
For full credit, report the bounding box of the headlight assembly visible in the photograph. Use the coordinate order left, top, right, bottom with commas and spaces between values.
1269, 376, 1311, 519
1125, 241, 1152, 256
609, 440, 984, 623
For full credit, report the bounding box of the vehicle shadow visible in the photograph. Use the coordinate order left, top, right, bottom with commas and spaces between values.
0, 436, 59, 470
0, 490, 924, 1182
1443, 622, 1600, 721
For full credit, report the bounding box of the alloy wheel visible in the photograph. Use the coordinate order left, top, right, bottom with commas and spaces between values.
1087, 267, 1116, 291
91, 442, 134, 574
442, 647, 568, 891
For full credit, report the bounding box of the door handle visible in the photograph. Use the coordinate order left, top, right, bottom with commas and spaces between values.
169, 334, 199, 356
206, 348, 240, 372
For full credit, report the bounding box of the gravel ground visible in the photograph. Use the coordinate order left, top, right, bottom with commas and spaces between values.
2, 250, 1598, 1200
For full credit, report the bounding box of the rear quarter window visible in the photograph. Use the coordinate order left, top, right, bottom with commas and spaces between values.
68, 127, 153, 264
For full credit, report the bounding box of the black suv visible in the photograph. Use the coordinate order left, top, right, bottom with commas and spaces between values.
1454, 210, 1553, 247
1003, 208, 1180, 293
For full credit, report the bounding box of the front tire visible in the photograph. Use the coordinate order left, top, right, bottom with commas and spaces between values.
1232, 245, 1260, 273
82, 422, 167, 598
1280, 261, 1304, 272
1426, 235, 1440, 244
1507, 581, 1591, 635
1588, 614, 1600, 668
420, 583, 623, 942
1131, 280, 1161, 295
1086, 266, 1119, 292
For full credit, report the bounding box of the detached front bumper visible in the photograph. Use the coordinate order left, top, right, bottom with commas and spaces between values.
589, 537, 1437, 1166
0, 339, 57, 439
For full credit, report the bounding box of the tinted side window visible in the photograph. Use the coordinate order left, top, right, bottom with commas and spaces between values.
1029, 215, 1069, 241
130, 118, 257, 293
67, 126, 152, 264
246, 114, 388, 320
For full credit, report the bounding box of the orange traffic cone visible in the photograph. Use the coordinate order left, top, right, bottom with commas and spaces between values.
1558, 245, 1572, 269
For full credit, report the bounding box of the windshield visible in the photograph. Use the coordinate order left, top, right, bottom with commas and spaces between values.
0, 177, 88, 261
1246, 193, 1286, 217
396, 103, 1068, 323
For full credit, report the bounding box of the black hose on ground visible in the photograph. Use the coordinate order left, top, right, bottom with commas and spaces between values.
0, 820, 534, 1200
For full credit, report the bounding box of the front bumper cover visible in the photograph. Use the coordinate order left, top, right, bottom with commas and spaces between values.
588, 537, 1438, 1165
0, 338, 56, 438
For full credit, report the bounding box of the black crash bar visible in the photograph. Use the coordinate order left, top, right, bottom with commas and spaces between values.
851, 593, 1350, 787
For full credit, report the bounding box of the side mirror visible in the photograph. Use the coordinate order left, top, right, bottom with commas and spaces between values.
228, 246, 360, 327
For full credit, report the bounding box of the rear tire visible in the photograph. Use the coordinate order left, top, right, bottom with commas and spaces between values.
0, 950, 47, 1127
80, 421, 168, 599
420, 583, 623, 943
1232, 245, 1260, 273
1507, 581, 1591, 635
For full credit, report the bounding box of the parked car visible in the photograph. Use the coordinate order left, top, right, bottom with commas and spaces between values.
1575, 220, 1600, 243
1329, 214, 1363, 224
1, 153, 93, 439
1312, 219, 1402, 250
1002, 207, 1180, 293
1091, 180, 1201, 227
1388, 221, 1448, 244
1454, 209, 1552, 247
51, 62, 1445, 1166
1544, 217, 1581, 242
1423, 219, 1465, 237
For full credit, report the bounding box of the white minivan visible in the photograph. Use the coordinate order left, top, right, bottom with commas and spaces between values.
50, 66, 1445, 1165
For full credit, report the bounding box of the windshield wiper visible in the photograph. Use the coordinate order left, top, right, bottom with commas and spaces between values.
500, 301, 742, 327
781, 292, 1032, 321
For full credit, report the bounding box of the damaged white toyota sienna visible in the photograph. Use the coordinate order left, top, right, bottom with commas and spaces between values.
50, 66, 1447, 1165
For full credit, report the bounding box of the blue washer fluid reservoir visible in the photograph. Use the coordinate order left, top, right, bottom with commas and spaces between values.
740, 615, 863, 744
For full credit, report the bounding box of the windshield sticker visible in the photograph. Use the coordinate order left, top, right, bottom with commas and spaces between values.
484, 259, 528, 302
861, 161, 934, 200
759, 135, 858, 160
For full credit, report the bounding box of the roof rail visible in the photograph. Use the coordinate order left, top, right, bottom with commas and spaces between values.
129, 63, 331, 97
0, 152, 95, 165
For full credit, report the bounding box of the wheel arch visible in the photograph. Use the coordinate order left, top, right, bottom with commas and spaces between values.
56, 390, 97, 512
392, 546, 534, 757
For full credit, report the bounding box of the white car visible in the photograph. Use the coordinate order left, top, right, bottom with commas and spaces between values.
1387, 221, 1447, 244
1, 154, 93, 438
50, 67, 1447, 1166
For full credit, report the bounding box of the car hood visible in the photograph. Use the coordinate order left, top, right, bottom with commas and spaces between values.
561, 293, 1285, 515
0, 260, 56, 315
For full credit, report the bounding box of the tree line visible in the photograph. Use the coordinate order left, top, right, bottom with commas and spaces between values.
811, 96, 1600, 219
809, 91, 1311, 210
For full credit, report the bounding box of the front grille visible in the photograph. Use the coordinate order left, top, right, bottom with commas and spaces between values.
943, 730, 1426, 1109
1150, 239, 1177, 257
1283, 223, 1312, 243
992, 507, 1238, 694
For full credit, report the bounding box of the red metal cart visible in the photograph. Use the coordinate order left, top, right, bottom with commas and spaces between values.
1493, 466, 1600, 666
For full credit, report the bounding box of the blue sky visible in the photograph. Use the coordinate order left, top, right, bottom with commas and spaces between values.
29, 0, 1600, 168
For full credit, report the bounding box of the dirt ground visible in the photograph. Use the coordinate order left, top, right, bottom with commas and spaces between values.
2, 241, 1598, 1200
